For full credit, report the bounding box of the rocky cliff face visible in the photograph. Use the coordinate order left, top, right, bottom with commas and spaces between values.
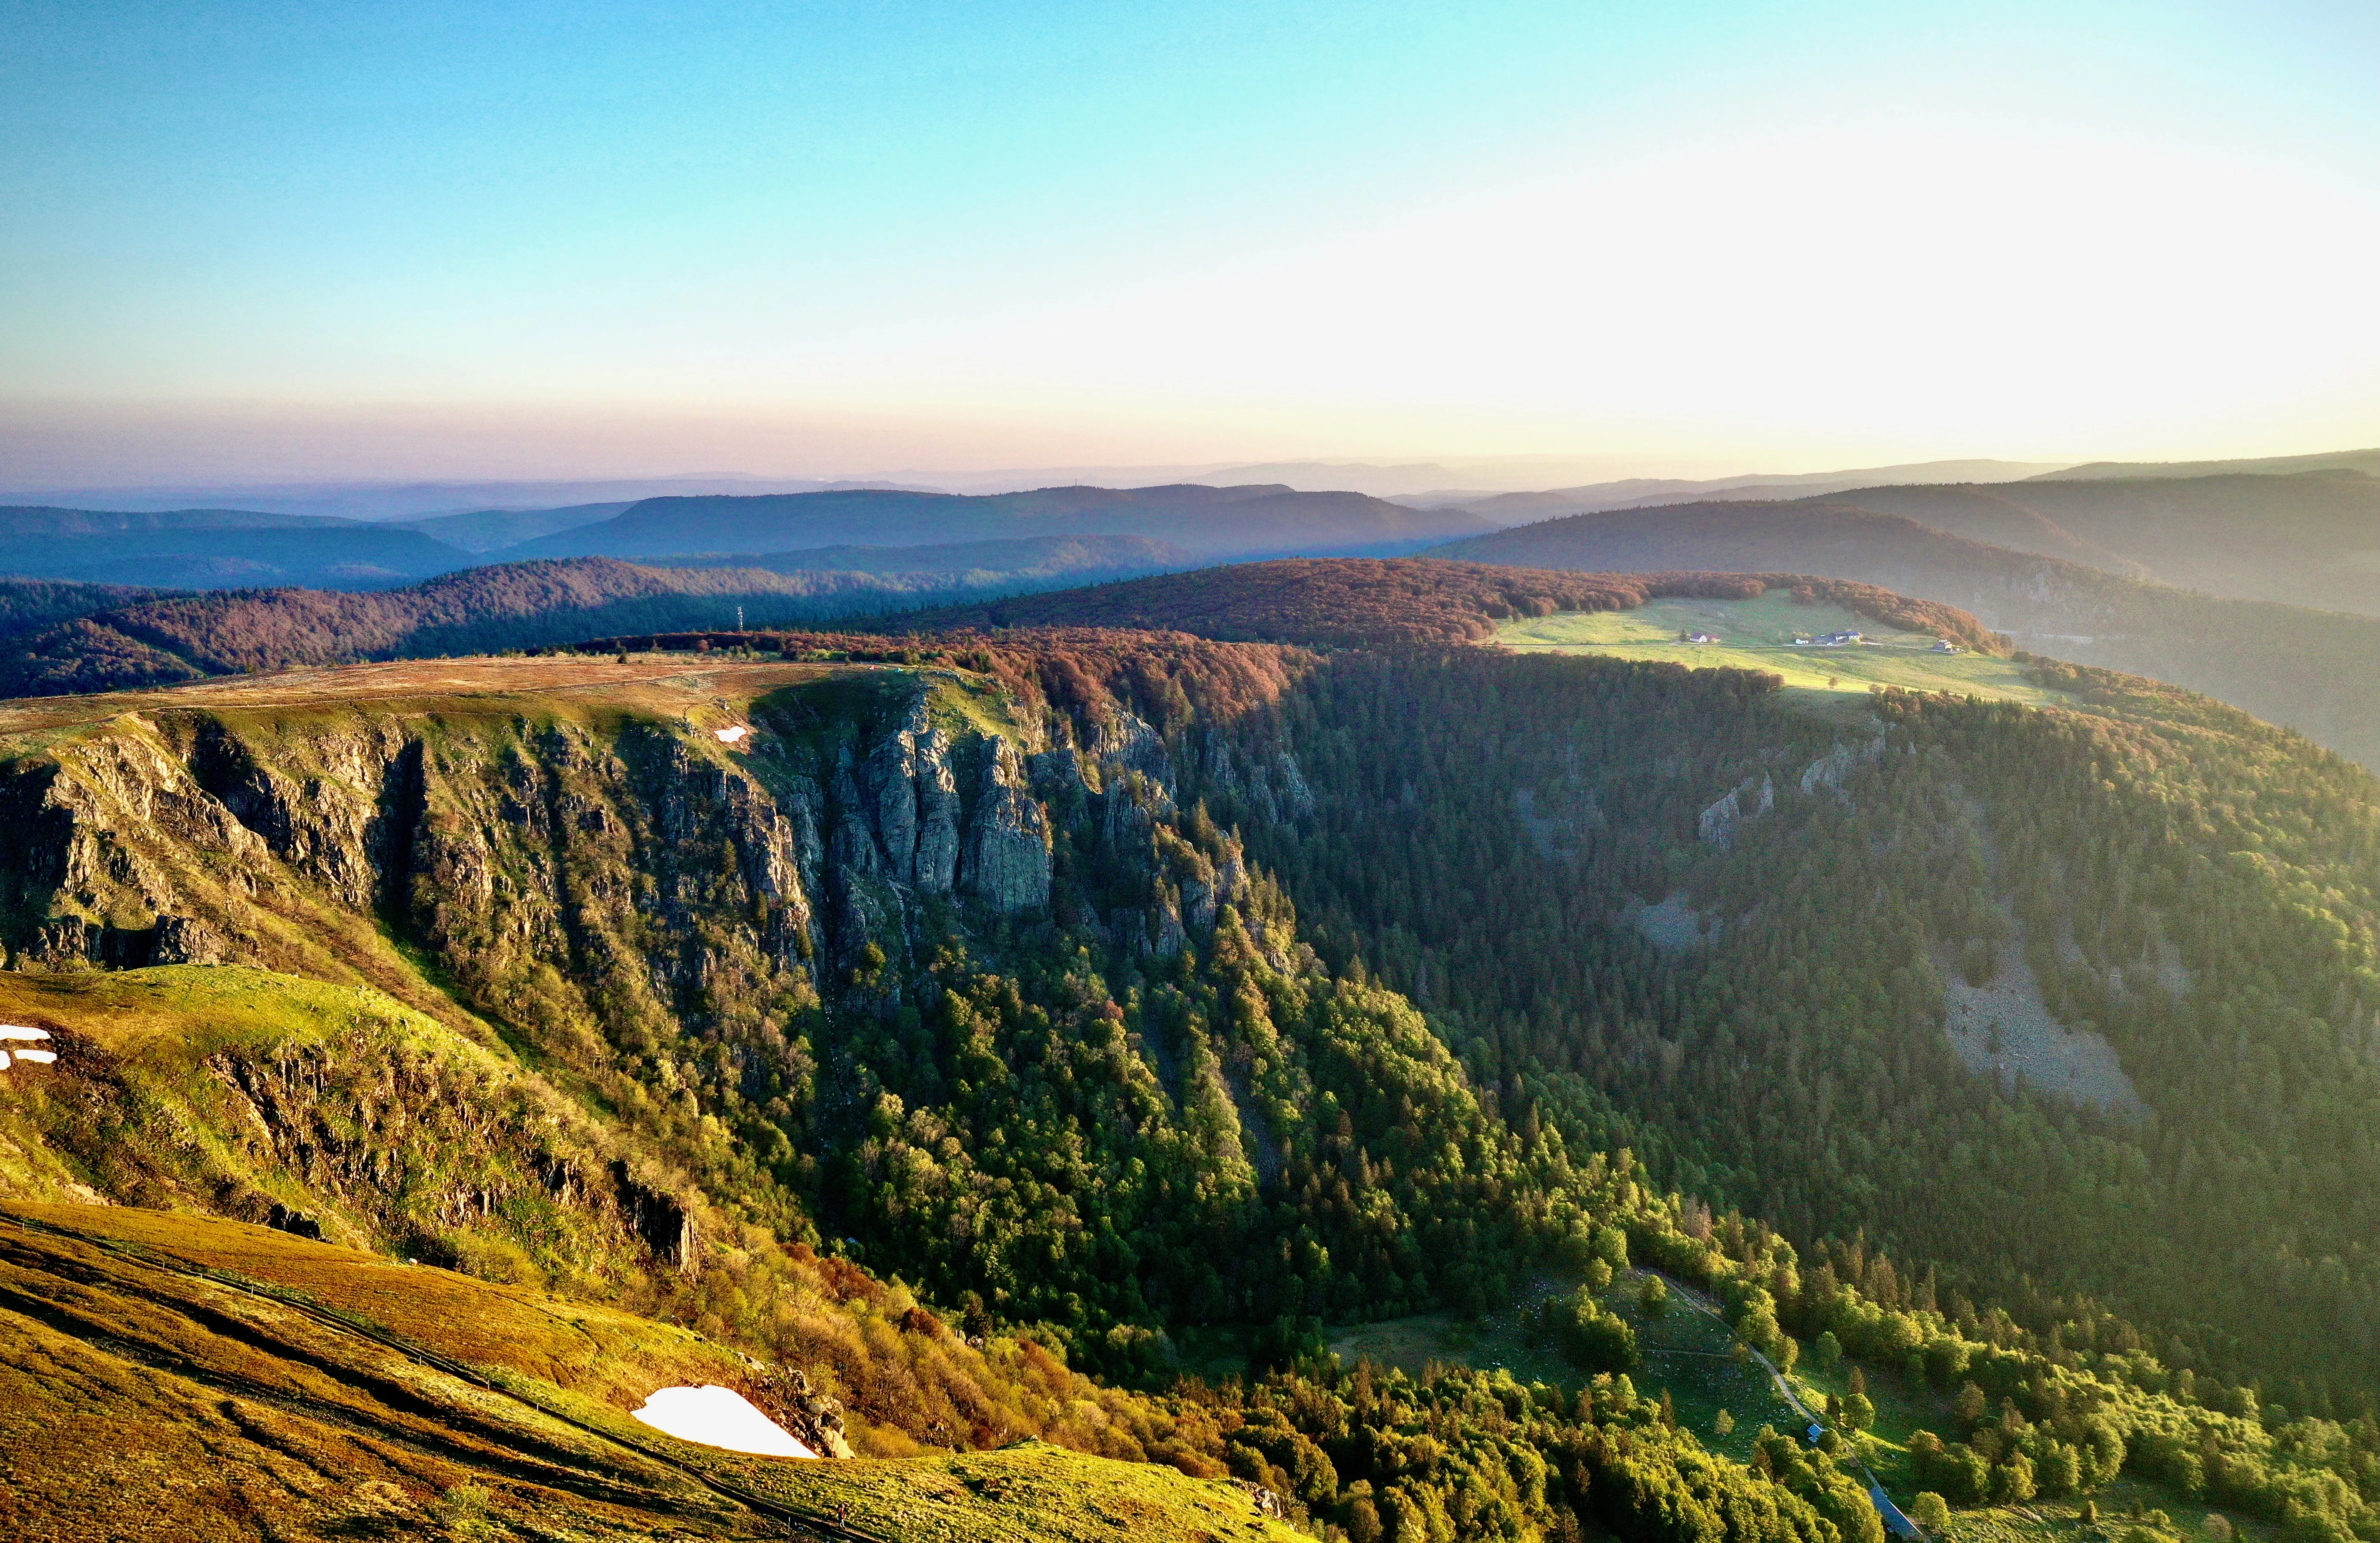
0, 675, 1093, 993
0, 670, 1261, 1108
0, 661, 1292, 1337
961, 740, 1052, 913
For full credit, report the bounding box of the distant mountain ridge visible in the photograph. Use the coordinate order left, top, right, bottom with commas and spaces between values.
2029, 447, 2380, 481
504, 482, 1494, 562
0, 498, 1205, 592
0, 504, 472, 589
1809, 471, 2380, 615
392, 500, 632, 551
0, 504, 353, 533
0, 474, 928, 521
653, 532, 1187, 577
1411, 459, 2069, 521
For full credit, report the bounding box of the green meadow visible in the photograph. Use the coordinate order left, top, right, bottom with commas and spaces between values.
1329, 1271, 1809, 1465
1496, 593, 2070, 716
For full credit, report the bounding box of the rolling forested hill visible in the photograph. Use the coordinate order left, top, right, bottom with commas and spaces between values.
1821, 472, 2380, 615
504, 482, 1494, 562
0, 544, 1183, 698
0, 574, 182, 637
0, 505, 474, 589
897, 558, 2002, 648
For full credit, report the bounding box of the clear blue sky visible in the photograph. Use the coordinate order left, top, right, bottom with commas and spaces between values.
3, 0, 2374, 483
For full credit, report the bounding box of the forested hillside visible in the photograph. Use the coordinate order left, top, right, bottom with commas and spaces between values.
902, 558, 2001, 649
0, 548, 1177, 698
2, 628, 2376, 1543
1208, 645, 2380, 1408
0, 575, 179, 639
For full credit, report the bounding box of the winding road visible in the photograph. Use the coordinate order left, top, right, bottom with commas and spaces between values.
1653, 1271, 1923, 1538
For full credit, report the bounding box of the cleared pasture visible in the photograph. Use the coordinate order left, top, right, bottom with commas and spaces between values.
1495, 592, 2070, 715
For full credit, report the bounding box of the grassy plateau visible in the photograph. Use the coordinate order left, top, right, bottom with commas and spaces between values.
1496, 593, 2068, 718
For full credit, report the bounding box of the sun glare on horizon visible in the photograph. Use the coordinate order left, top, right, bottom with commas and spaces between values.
2, 1, 2373, 482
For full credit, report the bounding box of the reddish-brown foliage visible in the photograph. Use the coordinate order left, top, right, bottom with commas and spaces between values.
0, 553, 1997, 704
564, 625, 1317, 730
892, 558, 2004, 650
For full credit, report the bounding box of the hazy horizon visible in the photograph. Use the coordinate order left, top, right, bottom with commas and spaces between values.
0, 446, 2088, 506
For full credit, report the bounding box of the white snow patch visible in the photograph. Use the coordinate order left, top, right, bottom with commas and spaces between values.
10, 1049, 54, 1065
714, 726, 750, 744
0, 1025, 51, 1041
631, 1385, 815, 1459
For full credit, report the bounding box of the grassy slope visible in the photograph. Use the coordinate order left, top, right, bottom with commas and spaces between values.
0, 1204, 1302, 1543
1440, 499, 2380, 770
1495, 594, 2068, 720
0, 965, 518, 1223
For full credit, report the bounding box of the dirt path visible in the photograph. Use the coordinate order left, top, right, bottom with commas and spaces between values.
1654, 1271, 1915, 1533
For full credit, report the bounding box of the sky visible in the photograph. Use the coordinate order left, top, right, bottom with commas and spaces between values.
3, 0, 2375, 487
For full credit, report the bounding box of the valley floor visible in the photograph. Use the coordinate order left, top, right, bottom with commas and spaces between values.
1332, 1270, 2248, 1543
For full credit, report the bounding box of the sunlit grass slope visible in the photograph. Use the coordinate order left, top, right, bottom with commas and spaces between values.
1497, 592, 2068, 715
0, 964, 639, 1284
0, 1204, 1305, 1543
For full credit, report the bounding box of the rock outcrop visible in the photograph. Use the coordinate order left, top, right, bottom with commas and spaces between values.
1800, 736, 1887, 797
960, 741, 1051, 913
1698, 773, 1775, 846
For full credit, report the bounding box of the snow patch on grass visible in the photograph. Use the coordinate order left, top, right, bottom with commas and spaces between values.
631, 1385, 816, 1459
